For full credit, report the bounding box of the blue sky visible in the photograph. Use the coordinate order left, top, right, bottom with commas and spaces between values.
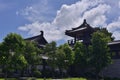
0, 0, 120, 45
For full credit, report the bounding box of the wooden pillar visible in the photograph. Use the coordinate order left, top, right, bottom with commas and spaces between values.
74, 37, 76, 44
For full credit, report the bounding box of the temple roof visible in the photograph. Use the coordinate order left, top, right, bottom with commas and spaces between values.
72, 19, 91, 30
65, 19, 94, 37
108, 40, 120, 45
25, 31, 48, 48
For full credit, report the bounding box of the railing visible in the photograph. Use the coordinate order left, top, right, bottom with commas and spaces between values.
67, 39, 83, 46
68, 39, 75, 46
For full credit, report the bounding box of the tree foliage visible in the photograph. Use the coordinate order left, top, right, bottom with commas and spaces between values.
24, 41, 42, 65
61, 44, 74, 67
96, 28, 114, 41
74, 42, 87, 66
0, 33, 42, 77
44, 41, 57, 68
24, 41, 42, 76
73, 42, 89, 76
0, 33, 27, 77
55, 46, 66, 76
44, 42, 74, 77
90, 31, 112, 76
0, 33, 27, 68
0, 28, 113, 78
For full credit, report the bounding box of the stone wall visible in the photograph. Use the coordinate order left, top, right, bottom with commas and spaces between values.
100, 59, 120, 78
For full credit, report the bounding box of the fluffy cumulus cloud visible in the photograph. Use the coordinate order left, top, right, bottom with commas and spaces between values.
19, 22, 63, 41
83, 4, 110, 27
18, 0, 120, 43
107, 17, 120, 40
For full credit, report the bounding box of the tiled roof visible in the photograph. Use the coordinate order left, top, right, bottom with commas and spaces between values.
108, 40, 120, 45
25, 31, 48, 48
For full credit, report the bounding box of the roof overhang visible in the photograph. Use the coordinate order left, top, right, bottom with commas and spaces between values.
108, 40, 120, 45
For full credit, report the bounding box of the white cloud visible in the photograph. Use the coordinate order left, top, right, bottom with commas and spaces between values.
18, 22, 64, 41
53, 0, 104, 29
18, 0, 55, 22
82, 4, 110, 27
107, 19, 120, 32
112, 31, 120, 40
107, 17, 120, 40
18, 0, 120, 42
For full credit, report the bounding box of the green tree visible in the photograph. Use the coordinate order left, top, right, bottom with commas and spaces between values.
0, 33, 27, 77
24, 41, 42, 76
44, 41, 57, 77
96, 28, 114, 41
56, 46, 66, 77
73, 42, 89, 76
62, 44, 74, 67
55, 43, 74, 77
90, 31, 112, 79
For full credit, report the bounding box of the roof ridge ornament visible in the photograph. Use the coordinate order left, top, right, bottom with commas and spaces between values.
83, 19, 87, 24
72, 19, 87, 30
40, 30, 44, 36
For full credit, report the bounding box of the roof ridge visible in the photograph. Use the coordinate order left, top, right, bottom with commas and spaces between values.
72, 19, 92, 30
25, 34, 41, 40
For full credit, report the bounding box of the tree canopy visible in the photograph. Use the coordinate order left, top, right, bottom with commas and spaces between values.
0, 33, 27, 77
0, 28, 113, 78
0, 33, 42, 77
90, 31, 112, 78
96, 28, 114, 41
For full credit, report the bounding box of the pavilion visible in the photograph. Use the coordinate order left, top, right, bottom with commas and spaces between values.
65, 19, 120, 78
